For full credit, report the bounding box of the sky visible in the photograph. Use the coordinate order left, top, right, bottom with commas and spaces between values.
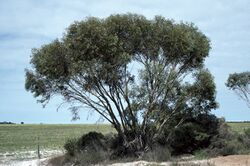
0, 0, 250, 124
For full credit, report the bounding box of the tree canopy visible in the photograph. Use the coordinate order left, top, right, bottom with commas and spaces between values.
25, 14, 217, 153
226, 72, 250, 108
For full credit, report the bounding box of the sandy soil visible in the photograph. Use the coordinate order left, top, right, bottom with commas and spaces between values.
210, 155, 250, 166
0, 150, 62, 166
2, 154, 250, 166
109, 155, 250, 166
0, 158, 47, 166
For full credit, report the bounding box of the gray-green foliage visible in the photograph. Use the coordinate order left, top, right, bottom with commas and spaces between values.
226, 72, 250, 107
200, 119, 250, 157
25, 13, 217, 154
64, 132, 109, 156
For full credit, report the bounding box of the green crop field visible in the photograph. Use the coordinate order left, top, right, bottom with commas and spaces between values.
227, 122, 250, 133
0, 124, 114, 153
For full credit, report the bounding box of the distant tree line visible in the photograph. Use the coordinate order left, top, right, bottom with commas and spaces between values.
0, 121, 24, 124
227, 121, 250, 123
0, 121, 15, 124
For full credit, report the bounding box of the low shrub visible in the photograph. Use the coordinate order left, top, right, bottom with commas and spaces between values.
203, 118, 236, 156
143, 145, 171, 162
168, 122, 210, 154
220, 140, 243, 156
244, 128, 250, 141
74, 149, 108, 166
63, 120, 250, 165
77, 131, 108, 152
64, 138, 78, 156
158, 113, 219, 155
204, 118, 250, 157
237, 128, 250, 152
64, 132, 110, 165
109, 130, 149, 159
193, 149, 209, 160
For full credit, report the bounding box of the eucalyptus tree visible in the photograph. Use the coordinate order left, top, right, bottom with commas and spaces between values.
226, 72, 250, 108
25, 14, 217, 153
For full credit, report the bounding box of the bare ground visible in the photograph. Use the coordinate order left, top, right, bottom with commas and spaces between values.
109, 155, 250, 166
210, 155, 250, 166
0, 150, 63, 166
3, 154, 250, 166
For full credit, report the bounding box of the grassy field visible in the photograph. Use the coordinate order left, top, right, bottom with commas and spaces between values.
227, 122, 250, 133
0, 122, 250, 153
0, 124, 114, 153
